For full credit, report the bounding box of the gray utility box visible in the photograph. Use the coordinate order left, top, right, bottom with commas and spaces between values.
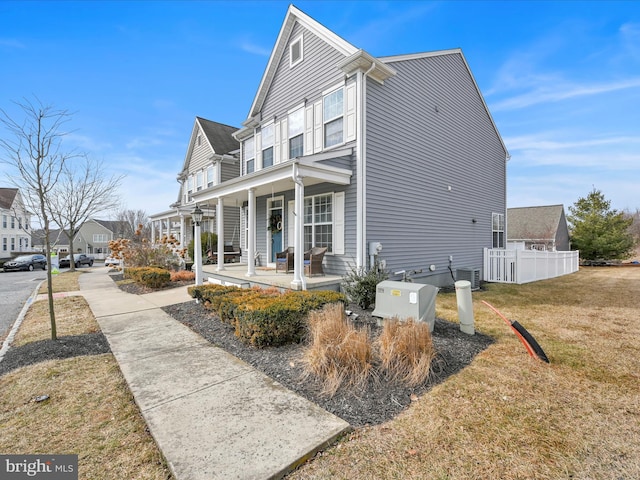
371, 281, 439, 332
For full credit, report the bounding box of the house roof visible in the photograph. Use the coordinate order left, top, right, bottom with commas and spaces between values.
0, 187, 18, 210
31, 228, 69, 246
508, 205, 566, 241
91, 219, 129, 234
195, 117, 239, 156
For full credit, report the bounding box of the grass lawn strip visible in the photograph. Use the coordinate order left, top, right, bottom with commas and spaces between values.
0, 271, 173, 479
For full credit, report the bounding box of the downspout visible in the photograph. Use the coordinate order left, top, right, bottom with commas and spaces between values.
356, 62, 377, 269
292, 163, 307, 290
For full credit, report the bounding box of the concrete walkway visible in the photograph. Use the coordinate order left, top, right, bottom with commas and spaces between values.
78, 268, 349, 480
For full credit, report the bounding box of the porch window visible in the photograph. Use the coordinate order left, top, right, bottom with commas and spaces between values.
289, 108, 304, 159
244, 136, 255, 174
206, 165, 215, 187
323, 88, 344, 148
11, 237, 15, 250
492, 212, 505, 248
262, 123, 274, 168
304, 194, 333, 252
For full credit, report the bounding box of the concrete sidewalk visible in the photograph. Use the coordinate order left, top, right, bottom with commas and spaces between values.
79, 268, 349, 480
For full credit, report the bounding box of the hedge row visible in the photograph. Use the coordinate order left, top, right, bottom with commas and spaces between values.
125, 267, 171, 288
188, 284, 346, 347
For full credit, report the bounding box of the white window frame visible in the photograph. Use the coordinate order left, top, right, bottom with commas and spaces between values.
93, 233, 109, 243
304, 193, 334, 253
289, 34, 303, 68
492, 212, 505, 248
244, 136, 255, 175
196, 170, 204, 191
288, 107, 304, 159
323, 86, 344, 148
206, 165, 215, 188
261, 122, 274, 168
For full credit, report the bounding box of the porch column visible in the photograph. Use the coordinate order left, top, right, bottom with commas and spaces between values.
216, 197, 225, 272
158, 219, 163, 242
246, 188, 256, 277
291, 175, 304, 289
179, 214, 185, 251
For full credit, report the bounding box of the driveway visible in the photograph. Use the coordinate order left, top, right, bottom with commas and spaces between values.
0, 269, 46, 340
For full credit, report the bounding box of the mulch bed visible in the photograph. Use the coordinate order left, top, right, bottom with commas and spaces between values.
162, 300, 494, 427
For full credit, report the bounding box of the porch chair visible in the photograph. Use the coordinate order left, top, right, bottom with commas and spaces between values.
304, 247, 327, 276
276, 247, 294, 273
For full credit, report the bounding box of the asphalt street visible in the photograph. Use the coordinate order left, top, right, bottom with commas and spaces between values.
0, 270, 46, 340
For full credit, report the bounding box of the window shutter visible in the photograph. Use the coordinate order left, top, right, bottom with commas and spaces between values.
334, 191, 345, 255
280, 118, 288, 163
287, 200, 295, 248
313, 100, 322, 153
274, 120, 281, 165
255, 131, 262, 170
345, 83, 357, 142
304, 104, 314, 155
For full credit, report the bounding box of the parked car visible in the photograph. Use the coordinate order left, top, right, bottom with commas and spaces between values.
104, 256, 121, 267
3, 254, 47, 272
59, 253, 94, 268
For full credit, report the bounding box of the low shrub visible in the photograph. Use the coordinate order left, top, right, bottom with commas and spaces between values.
302, 303, 373, 396
125, 267, 171, 289
376, 317, 435, 387
170, 270, 195, 282
341, 265, 388, 309
188, 284, 239, 305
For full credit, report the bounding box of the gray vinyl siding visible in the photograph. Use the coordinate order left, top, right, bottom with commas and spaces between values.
365, 52, 507, 286
221, 161, 240, 183
260, 22, 346, 121
189, 128, 215, 172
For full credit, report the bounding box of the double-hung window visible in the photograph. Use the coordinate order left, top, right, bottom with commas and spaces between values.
304, 194, 333, 252
262, 123, 274, 168
186, 176, 194, 203
11, 216, 15, 229
207, 165, 215, 187
492, 213, 505, 248
324, 88, 344, 148
196, 171, 204, 191
93, 234, 109, 243
244, 136, 255, 174
288, 108, 304, 159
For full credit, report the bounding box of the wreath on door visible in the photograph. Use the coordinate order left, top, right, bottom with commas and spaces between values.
268, 214, 283, 232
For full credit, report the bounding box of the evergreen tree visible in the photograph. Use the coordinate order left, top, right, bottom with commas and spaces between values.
568, 189, 636, 261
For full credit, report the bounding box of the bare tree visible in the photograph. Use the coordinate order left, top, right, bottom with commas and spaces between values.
116, 208, 150, 240
0, 98, 76, 340
48, 156, 124, 271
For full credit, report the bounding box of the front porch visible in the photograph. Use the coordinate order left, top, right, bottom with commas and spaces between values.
201, 263, 342, 292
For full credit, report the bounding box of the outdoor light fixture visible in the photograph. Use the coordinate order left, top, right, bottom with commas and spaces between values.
192, 204, 204, 286
192, 204, 203, 226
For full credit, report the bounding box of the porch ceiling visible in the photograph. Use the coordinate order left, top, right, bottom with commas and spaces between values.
192, 156, 352, 207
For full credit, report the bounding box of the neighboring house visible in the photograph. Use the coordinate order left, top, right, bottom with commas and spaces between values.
507, 205, 570, 252
0, 188, 32, 259
149, 117, 241, 253
190, 5, 508, 289
74, 219, 129, 258
30, 228, 70, 255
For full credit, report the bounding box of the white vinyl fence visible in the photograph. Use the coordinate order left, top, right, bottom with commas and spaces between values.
483, 248, 579, 284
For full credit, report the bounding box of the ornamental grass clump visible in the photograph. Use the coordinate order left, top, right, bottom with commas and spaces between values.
376, 317, 436, 387
170, 270, 195, 282
302, 303, 373, 397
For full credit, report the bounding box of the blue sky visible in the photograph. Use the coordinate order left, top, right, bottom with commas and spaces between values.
1, 0, 639, 219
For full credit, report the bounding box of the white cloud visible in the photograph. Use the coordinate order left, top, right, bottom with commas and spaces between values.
491, 77, 640, 111
237, 37, 271, 57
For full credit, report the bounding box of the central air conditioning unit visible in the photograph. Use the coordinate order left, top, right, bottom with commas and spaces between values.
456, 268, 480, 290
371, 281, 439, 332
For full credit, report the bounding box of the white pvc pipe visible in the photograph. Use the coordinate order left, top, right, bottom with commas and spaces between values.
455, 280, 475, 335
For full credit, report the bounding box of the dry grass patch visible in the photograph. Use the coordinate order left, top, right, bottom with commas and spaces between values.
0, 355, 172, 479
13, 296, 98, 346
377, 318, 436, 387
302, 303, 373, 396
38, 271, 83, 294
289, 268, 640, 480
